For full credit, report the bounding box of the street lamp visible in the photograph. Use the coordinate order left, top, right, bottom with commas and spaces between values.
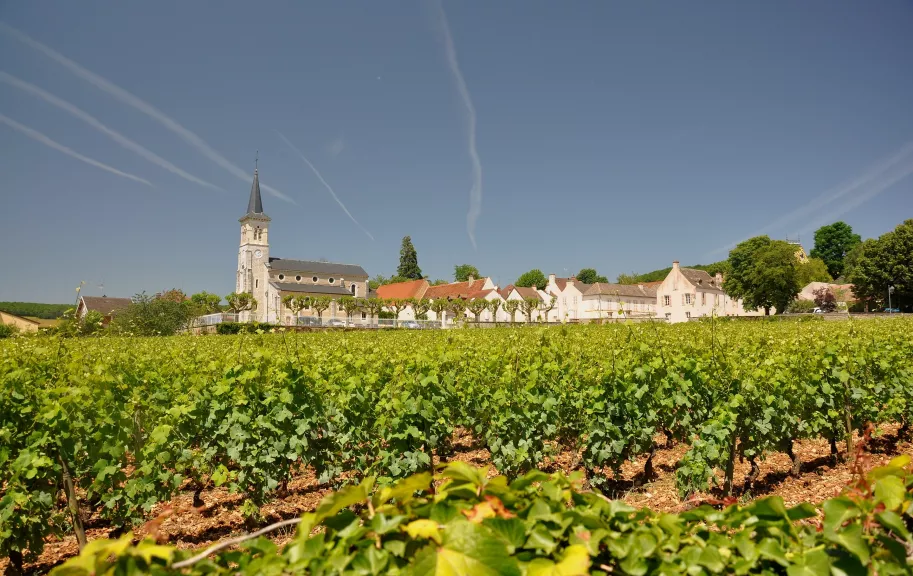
888, 285, 894, 314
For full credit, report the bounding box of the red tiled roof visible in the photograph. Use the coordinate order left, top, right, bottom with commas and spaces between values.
466, 289, 497, 300
375, 279, 428, 300
425, 279, 487, 300
80, 296, 132, 315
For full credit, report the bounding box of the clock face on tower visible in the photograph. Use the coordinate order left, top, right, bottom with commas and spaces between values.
254, 250, 263, 259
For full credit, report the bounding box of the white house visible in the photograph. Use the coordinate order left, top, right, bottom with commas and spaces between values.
655, 261, 763, 323
545, 275, 591, 321
499, 285, 551, 322
582, 283, 658, 319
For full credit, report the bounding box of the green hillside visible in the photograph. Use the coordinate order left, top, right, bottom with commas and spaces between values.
0, 302, 71, 319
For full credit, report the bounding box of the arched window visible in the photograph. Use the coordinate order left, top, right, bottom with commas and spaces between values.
351, 284, 356, 295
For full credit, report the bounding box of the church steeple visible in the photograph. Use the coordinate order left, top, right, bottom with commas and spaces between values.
246, 154, 264, 215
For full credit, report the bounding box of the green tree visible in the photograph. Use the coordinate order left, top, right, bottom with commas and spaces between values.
576, 268, 608, 284
539, 295, 557, 322
429, 279, 449, 286
0, 302, 70, 319
486, 299, 501, 323
502, 299, 521, 324
516, 269, 547, 290
225, 292, 256, 314
616, 272, 640, 285
810, 221, 861, 279
448, 299, 467, 325
429, 299, 449, 325
796, 257, 833, 287
109, 293, 193, 336
454, 264, 481, 282
846, 219, 913, 310
466, 298, 488, 323
339, 296, 363, 325
368, 274, 409, 290
362, 298, 385, 324
397, 236, 423, 280
410, 298, 431, 320
519, 297, 541, 323
191, 291, 222, 315
385, 298, 409, 327
725, 237, 800, 315
282, 295, 309, 324
310, 296, 332, 324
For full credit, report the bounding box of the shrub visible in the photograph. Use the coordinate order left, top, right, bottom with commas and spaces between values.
0, 323, 18, 338
787, 299, 817, 313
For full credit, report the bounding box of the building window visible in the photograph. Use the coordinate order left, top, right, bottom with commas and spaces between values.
715, 294, 719, 305
278, 274, 285, 281
255, 279, 259, 288
296, 275, 302, 282
361, 312, 367, 319
685, 293, 692, 305
351, 284, 356, 295
664, 295, 671, 306
312, 276, 318, 283
686, 311, 691, 319
329, 278, 335, 284
702, 293, 706, 305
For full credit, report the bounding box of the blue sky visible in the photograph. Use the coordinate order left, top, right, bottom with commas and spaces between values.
1, 1, 912, 303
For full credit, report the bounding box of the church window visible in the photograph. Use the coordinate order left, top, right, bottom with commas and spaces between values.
255, 279, 259, 288
312, 276, 318, 283
296, 275, 302, 282
351, 284, 356, 295
329, 278, 335, 284
278, 274, 285, 281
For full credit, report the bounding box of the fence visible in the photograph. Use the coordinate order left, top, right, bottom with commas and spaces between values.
194, 312, 239, 327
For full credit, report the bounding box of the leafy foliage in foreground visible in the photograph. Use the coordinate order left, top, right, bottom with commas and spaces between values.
53, 458, 913, 575
2, 321, 913, 567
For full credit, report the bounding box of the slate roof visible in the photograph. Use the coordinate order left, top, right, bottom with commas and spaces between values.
270, 283, 353, 296
680, 268, 725, 293
268, 258, 368, 277
424, 279, 487, 300
80, 296, 132, 315
247, 168, 264, 215
375, 279, 429, 300
584, 283, 657, 298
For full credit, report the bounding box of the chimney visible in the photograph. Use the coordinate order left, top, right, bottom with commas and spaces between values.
467, 275, 474, 284
715, 272, 724, 286
548, 273, 556, 285
672, 261, 680, 271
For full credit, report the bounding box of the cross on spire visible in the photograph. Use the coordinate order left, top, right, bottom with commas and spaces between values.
255, 150, 259, 172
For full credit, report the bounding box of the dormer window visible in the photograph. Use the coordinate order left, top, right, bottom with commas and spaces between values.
312, 276, 318, 283
329, 278, 335, 284
295, 275, 302, 282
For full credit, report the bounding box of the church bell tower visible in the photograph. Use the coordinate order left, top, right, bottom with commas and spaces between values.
237, 160, 270, 321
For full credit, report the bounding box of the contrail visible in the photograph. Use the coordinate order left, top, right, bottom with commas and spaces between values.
707, 140, 913, 257
802, 157, 913, 235
275, 130, 375, 241
435, 1, 483, 250
0, 112, 152, 187
0, 71, 223, 193
0, 21, 293, 203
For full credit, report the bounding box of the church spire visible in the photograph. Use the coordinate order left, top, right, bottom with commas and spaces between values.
246, 152, 264, 215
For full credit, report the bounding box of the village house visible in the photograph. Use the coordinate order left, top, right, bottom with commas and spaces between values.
582, 282, 658, 319
0, 310, 41, 333
76, 295, 133, 325
655, 261, 762, 323
235, 165, 370, 324
545, 275, 591, 321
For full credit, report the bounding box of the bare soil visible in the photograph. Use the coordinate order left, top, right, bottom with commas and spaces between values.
5, 424, 910, 575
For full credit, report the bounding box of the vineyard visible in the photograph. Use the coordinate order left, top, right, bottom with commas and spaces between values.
2, 320, 913, 573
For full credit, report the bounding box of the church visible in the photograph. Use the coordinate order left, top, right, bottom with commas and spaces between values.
237, 166, 370, 324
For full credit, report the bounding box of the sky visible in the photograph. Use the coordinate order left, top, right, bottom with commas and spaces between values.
1, 1, 912, 303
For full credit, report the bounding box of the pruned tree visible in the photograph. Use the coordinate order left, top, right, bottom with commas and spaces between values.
190, 291, 222, 315
311, 296, 332, 324
430, 299, 449, 325
225, 292, 256, 314
282, 294, 309, 325
386, 298, 409, 327
503, 299, 520, 324
466, 298, 489, 324
411, 298, 431, 320
519, 297, 540, 323
448, 299, 467, 326
339, 296, 363, 326
539, 295, 557, 323
362, 298, 385, 325
487, 299, 502, 324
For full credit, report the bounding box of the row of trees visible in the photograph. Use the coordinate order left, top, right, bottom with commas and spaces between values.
275, 293, 557, 325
